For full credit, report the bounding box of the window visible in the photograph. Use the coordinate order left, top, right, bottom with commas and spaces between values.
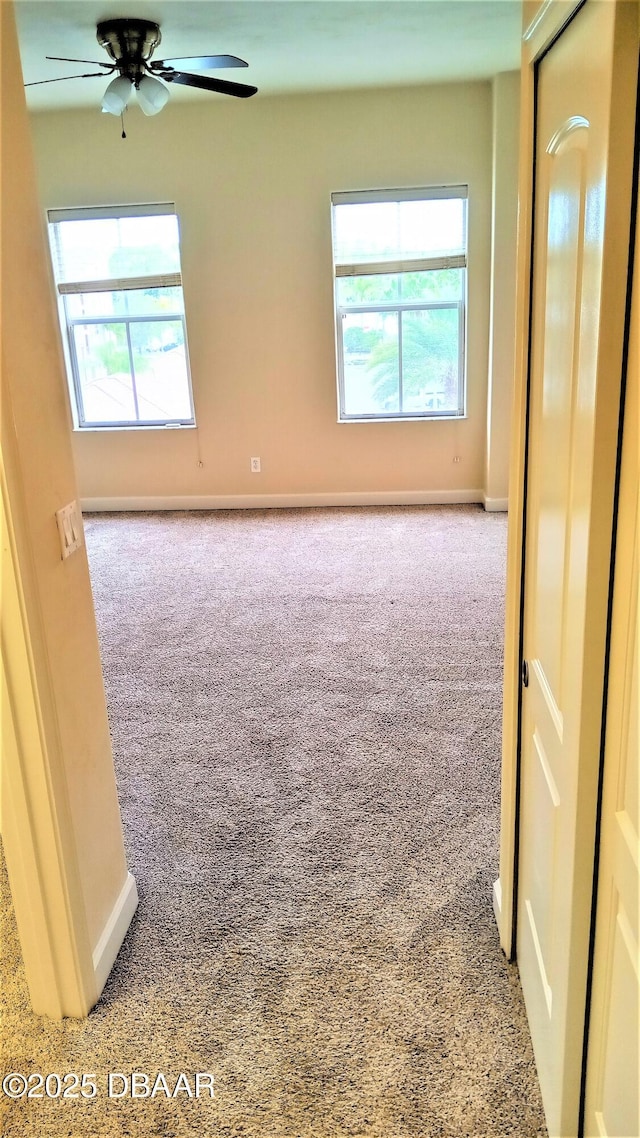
331, 187, 467, 421
47, 204, 195, 429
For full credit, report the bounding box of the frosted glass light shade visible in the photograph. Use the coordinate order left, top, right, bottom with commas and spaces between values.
137, 75, 170, 116
101, 75, 133, 115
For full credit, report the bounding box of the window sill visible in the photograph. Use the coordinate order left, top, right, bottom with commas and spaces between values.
72, 423, 197, 433
337, 414, 467, 424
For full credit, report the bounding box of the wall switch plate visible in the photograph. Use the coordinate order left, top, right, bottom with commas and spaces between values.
250, 457, 261, 473
55, 500, 83, 560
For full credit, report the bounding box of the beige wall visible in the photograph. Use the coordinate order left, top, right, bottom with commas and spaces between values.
29, 81, 500, 505
1, 1, 133, 1012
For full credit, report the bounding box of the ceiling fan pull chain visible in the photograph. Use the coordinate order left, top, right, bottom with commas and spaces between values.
120, 110, 127, 139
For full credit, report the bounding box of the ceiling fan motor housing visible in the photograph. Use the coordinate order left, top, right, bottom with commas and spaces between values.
96, 18, 161, 84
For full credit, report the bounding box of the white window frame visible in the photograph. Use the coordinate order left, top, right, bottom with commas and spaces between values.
331, 186, 468, 422
47, 203, 195, 430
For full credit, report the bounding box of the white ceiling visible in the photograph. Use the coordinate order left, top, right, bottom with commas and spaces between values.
16, 0, 522, 112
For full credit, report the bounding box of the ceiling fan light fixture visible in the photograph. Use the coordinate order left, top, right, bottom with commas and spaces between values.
137, 74, 170, 115
101, 74, 133, 115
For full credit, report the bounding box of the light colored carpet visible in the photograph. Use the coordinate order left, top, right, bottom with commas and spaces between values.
1, 505, 547, 1137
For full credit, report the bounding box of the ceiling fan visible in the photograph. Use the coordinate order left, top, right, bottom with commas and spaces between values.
25, 17, 258, 122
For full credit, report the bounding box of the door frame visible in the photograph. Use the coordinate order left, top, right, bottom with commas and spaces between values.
0, 0, 137, 1019
581, 195, 639, 1136
1, 453, 98, 1018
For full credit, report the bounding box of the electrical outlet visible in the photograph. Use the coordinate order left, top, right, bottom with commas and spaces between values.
250, 457, 261, 473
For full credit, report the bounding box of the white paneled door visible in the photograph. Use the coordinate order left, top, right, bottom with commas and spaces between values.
517, 2, 638, 1136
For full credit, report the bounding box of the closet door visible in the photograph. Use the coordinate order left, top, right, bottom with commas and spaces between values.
516, 3, 638, 1134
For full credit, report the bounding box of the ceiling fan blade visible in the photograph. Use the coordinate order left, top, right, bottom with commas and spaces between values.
163, 71, 257, 98
46, 55, 113, 67
152, 54, 248, 70
25, 71, 110, 86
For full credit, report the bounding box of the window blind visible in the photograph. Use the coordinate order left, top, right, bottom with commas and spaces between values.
331, 187, 468, 270
57, 273, 182, 295
48, 205, 181, 287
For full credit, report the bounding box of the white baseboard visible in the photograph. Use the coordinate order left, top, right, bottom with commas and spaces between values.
81, 489, 484, 513
492, 877, 503, 934
92, 872, 138, 997
483, 495, 509, 513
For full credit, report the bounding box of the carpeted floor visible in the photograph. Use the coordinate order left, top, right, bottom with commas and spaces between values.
0, 505, 547, 1137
